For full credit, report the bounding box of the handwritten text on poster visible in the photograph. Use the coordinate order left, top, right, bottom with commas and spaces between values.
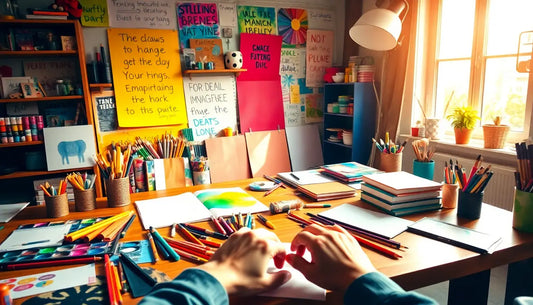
107, 28, 186, 127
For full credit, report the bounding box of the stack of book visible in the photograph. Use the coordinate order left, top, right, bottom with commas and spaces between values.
320, 161, 381, 183
361, 171, 443, 216
25, 9, 69, 20
277, 169, 356, 201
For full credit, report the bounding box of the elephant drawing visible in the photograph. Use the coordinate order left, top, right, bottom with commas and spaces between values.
57, 140, 86, 165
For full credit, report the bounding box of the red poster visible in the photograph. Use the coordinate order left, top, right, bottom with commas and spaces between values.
237, 78, 285, 132
238, 33, 282, 81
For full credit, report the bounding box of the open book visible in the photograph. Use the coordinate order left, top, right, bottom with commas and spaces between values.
135, 187, 269, 230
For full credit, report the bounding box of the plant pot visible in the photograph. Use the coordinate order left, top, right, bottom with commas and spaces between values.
454, 127, 473, 144
482, 124, 510, 149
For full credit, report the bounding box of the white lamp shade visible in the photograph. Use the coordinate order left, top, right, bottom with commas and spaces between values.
349, 8, 402, 51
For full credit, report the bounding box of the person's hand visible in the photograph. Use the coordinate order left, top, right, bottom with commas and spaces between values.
286, 224, 376, 293
195, 227, 291, 296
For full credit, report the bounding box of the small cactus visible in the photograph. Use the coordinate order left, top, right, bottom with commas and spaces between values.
493, 116, 501, 126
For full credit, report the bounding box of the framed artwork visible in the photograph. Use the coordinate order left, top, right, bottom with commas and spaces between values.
43, 125, 96, 171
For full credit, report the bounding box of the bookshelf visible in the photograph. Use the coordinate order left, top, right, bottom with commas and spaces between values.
0, 19, 101, 204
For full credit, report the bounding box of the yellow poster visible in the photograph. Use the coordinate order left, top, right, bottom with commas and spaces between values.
107, 28, 187, 127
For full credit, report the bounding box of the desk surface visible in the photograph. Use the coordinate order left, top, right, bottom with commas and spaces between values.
2, 178, 533, 305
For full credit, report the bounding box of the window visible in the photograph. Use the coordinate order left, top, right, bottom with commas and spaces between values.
415, 0, 533, 142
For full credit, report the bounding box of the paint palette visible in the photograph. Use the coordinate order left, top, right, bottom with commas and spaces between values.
17, 217, 109, 233
0, 242, 111, 265
119, 240, 153, 264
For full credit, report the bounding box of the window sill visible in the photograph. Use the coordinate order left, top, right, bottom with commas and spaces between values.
398, 134, 517, 168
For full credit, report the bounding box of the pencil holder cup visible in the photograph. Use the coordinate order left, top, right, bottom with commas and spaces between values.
457, 191, 483, 219
45, 193, 69, 218
441, 183, 459, 209
425, 118, 442, 140
513, 188, 533, 233
106, 177, 131, 207
378, 152, 402, 172
73, 188, 96, 212
193, 170, 211, 185
413, 160, 435, 181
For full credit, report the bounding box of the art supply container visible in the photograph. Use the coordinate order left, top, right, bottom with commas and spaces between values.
73, 188, 96, 212
45, 193, 69, 218
513, 188, 533, 233
106, 177, 131, 207
270, 199, 304, 214
411, 127, 419, 137
412, 160, 435, 181
378, 152, 402, 172
441, 183, 459, 209
191, 159, 210, 185
457, 191, 483, 219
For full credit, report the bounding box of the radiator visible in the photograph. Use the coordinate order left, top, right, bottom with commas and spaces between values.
431, 153, 516, 211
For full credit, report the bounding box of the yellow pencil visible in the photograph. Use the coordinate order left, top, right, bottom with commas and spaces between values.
64, 211, 133, 242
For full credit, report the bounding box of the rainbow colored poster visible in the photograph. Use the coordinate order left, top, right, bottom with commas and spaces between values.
277, 8, 308, 46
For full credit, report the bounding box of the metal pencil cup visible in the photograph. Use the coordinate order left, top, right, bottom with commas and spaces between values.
45, 193, 69, 218
513, 188, 533, 233
441, 183, 459, 209
74, 188, 96, 212
379, 152, 402, 172
457, 191, 483, 219
106, 177, 131, 207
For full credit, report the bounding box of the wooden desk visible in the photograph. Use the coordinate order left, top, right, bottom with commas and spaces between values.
2, 178, 533, 305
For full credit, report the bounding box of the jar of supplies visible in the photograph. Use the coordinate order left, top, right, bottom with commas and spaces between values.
56, 79, 68, 96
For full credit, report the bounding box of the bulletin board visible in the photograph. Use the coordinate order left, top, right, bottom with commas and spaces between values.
107, 28, 187, 128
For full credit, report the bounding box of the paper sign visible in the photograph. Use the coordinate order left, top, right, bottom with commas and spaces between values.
177, 2, 220, 48
108, 28, 187, 127
79, 0, 108, 27
308, 9, 335, 30
304, 93, 323, 123
239, 33, 282, 81
245, 130, 292, 177
237, 78, 285, 132
237, 6, 276, 35
183, 74, 238, 140
107, 0, 176, 29
305, 30, 333, 87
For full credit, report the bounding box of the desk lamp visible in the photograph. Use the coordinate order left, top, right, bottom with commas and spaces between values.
349, 0, 409, 51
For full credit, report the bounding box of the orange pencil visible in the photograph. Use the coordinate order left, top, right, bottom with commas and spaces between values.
39, 184, 52, 197
104, 254, 119, 305
147, 232, 160, 263
177, 224, 204, 246
97, 216, 132, 241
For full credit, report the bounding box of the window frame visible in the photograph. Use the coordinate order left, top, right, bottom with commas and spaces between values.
414, 0, 533, 144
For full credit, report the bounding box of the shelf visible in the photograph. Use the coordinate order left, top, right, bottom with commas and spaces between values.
183, 69, 247, 78
323, 140, 351, 148
0, 50, 78, 56
0, 167, 94, 180
0, 19, 76, 25
0, 95, 83, 103
0, 141, 43, 148
324, 112, 353, 118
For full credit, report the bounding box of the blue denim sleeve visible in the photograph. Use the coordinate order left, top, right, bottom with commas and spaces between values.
344, 272, 438, 305
139, 268, 228, 305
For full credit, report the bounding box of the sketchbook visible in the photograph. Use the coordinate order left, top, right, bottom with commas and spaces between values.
320, 162, 381, 183
135, 187, 269, 230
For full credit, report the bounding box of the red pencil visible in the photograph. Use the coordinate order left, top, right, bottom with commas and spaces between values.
177, 223, 205, 246
104, 254, 119, 305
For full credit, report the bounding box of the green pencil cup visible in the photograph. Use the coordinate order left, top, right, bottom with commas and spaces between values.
413, 160, 435, 181
513, 188, 533, 233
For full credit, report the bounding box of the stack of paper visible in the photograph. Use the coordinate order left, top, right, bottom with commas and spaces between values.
361, 171, 442, 216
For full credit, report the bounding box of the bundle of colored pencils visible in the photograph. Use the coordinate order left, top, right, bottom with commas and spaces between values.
39, 179, 67, 197
372, 132, 406, 154
457, 155, 493, 193
515, 142, 533, 192
154, 132, 187, 159
66, 172, 96, 190
94, 143, 133, 180
64, 211, 134, 243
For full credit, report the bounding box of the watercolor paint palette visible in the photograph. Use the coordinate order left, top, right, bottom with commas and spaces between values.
16, 216, 109, 233
0, 242, 111, 265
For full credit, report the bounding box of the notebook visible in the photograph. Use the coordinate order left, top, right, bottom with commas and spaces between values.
362, 171, 442, 195
135, 187, 269, 229
361, 183, 442, 203
277, 169, 335, 188
320, 162, 381, 183
296, 182, 357, 201
407, 217, 502, 254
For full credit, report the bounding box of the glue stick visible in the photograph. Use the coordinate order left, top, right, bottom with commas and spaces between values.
269, 199, 304, 214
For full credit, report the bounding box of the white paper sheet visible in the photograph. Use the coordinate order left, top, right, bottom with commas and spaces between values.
0, 202, 29, 222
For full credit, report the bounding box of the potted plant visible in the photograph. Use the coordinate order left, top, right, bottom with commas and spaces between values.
482, 116, 510, 149
446, 106, 480, 144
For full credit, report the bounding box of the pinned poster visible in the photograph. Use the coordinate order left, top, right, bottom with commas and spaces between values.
183, 74, 238, 141
108, 28, 187, 127
79, 0, 108, 27
237, 6, 276, 35
304, 93, 323, 123
245, 130, 291, 177
239, 33, 282, 81
205, 135, 252, 183
107, 0, 176, 29
277, 8, 308, 46
237, 79, 285, 133
177, 2, 220, 48
305, 30, 333, 87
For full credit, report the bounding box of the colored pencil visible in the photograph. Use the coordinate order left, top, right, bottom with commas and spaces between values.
257, 214, 276, 229
182, 223, 228, 239
177, 223, 205, 246
150, 227, 180, 261
263, 181, 283, 196
104, 254, 119, 305
65, 211, 132, 242
2, 256, 102, 271
146, 232, 160, 263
